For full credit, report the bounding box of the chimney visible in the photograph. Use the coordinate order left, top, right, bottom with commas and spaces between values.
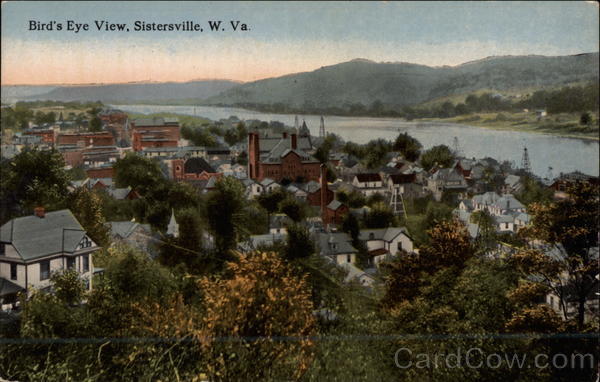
34, 206, 45, 218
320, 164, 327, 223
282, 131, 288, 139
291, 133, 297, 150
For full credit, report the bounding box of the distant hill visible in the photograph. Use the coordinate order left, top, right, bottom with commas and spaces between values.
1, 86, 59, 103
2, 80, 241, 103
204, 53, 599, 108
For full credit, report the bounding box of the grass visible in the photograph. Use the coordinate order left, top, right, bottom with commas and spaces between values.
420, 111, 599, 140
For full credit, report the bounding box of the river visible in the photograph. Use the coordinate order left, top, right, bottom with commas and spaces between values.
114, 104, 599, 178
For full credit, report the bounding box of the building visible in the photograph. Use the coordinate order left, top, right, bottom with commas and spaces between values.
0, 209, 100, 308
359, 227, 414, 267
131, 117, 180, 151
316, 232, 357, 265
426, 167, 468, 202
23, 128, 55, 145
323, 200, 349, 226
247, 131, 320, 182
106, 221, 155, 256
352, 173, 385, 197
56, 132, 115, 147
168, 157, 219, 181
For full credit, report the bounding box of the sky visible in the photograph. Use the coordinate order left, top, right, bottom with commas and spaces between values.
1, 1, 598, 85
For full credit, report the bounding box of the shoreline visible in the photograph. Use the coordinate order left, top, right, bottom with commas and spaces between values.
114, 103, 600, 142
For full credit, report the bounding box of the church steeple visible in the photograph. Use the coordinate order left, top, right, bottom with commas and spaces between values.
167, 209, 179, 238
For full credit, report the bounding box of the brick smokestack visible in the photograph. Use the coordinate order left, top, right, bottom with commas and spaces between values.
248, 132, 260, 179
320, 164, 327, 224
34, 206, 45, 218
291, 133, 297, 150
282, 131, 288, 139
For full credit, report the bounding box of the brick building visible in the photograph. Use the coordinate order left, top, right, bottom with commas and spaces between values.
57, 132, 115, 147
23, 129, 55, 145
248, 131, 320, 182
131, 117, 180, 152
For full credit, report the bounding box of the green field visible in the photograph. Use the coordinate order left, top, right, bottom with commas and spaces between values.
420, 111, 599, 140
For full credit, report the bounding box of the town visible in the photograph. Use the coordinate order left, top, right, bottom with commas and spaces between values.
0, 100, 598, 380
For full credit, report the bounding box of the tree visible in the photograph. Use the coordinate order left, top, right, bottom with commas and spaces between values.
513, 182, 599, 329
257, 188, 287, 216
579, 112, 592, 126
69, 187, 111, 247
203, 177, 248, 255
88, 116, 103, 131
50, 269, 86, 306
113, 152, 165, 193
279, 196, 304, 222
393, 133, 422, 162
363, 202, 396, 228
285, 223, 314, 260
197, 252, 316, 380
341, 212, 360, 244
470, 209, 497, 253
1, 148, 70, 223
420, 145, 455, 171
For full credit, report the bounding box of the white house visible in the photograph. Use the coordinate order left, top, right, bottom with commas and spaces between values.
0, 208, 100, 309
242, 178, 264, 199
358, 227, 414, 266
317, 232, 358, 265
260, 178, 281, 193
352, 173, 385, 197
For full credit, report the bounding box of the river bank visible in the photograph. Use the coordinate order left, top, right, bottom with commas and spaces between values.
417, 111, 599, 141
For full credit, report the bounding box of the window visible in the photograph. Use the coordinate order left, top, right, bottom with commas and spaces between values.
40, 260, 50, 280
82, 255, 89, 272
504, 223, 509, 229
79, 236, 92, 249
67, 257, 76, 270
347, 254, 351, 263
369, 233, 375, 240
0, 243, 5, 256
397, 242, 402, 252
10, 263, 17, 280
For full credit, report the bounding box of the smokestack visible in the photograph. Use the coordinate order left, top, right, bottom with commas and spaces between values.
320, 164, 327, 224
291, 134, 297, 150
34, 206, 45, 218
253, 133, 260, 179
282, 132, 288, 139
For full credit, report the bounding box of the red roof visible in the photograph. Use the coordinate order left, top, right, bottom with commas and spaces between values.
355, 173, 382, 182
368, 248, 389, 257
389, 173, 416, 184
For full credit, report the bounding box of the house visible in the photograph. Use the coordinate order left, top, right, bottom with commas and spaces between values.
305, 180, 333, 207
242, 178, 264, 199
340, 262, 375, 287
260, 178, 281, 193
549, 171, 599, 199
0, 208, 100, 307
488, 195, 526, 216
359, 227, 414, 266
269, 214, 293, 235
286, 184, 308, 201
323, 200, 349, 226
503, 174, 524, 194
107, 187, 140, 201
352, 173, 384, 197
316, 232, 357, 265
106, 220, 155, 256
426, 167, 468, 202
239, 233, 287, 252
248, 131, 320, 182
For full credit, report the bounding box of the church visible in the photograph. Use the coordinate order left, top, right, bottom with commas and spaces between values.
247, 117, 322, 182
